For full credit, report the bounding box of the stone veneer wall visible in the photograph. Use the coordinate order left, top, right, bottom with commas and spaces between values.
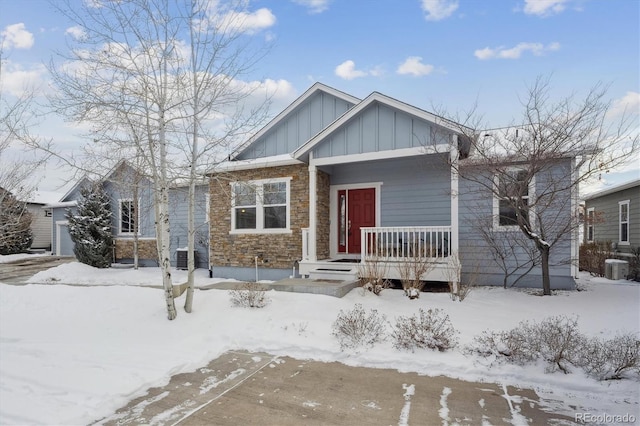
114, 238, 158, 261
316, 170, 330, 259
209, 164, 331, 269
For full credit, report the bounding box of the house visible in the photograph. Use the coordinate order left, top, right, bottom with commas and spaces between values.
207, 82, 578, 289
583, 178, 640, 256
23, 191, 63, 251
47, 161, 209, 269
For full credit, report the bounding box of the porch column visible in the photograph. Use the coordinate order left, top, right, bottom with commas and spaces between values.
308, 153, 318, 261
450, 136, 459, 255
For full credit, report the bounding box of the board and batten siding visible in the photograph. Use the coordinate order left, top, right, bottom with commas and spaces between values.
584, 181, 640, 253
238, 91, 355, 160
327, 154, 452, 226
312, 101, 451, 159
168, 185, 209, 269
458, 158, 575, 290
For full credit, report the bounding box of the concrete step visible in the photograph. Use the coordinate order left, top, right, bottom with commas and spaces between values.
308, 267, 358, 281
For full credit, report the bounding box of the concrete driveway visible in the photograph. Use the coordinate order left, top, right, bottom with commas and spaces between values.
0, 255, 75, 284
95, 350, 577, 426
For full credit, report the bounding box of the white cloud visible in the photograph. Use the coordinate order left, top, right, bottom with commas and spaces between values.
421, 0, 458, 21
523, 0, 569, 16
1, 23, 35, 50
335, 60, 368, 80
608, 91, 640, 118
292, 0, 331, 14
65, 26, 86, 41
214, 7, 276, 34
474, 42, 560, 60
396, 56, 434, 76
0, 61, 47, 97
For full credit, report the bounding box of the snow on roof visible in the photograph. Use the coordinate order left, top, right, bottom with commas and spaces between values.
27, 191, 64, 205
43, 200, 78, 209
582, 177, 640, 201
209, 153, 303, 173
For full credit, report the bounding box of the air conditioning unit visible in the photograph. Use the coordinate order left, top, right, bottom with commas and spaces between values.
176, 249, 197, 270
604, 259, 629, 280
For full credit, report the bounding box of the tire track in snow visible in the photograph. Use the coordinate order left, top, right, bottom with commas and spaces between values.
398, 383, 415, 426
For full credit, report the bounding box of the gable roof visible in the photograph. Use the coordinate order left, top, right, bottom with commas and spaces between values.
292, 91, 465, 161
583, 178, 640, 201
229, 82, 360, 160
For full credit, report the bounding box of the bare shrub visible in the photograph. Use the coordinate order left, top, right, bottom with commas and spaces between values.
398, 257, 434, 299
392, 308, 458, 352
467, 327, 536, 365
229, 282, 270, 308
445, 251, 476, 302
358, 257, 391, 296
331, 304, 387, 351
468, 315, 584, 373
578, 333, 640, 380
579, 242, 610, 277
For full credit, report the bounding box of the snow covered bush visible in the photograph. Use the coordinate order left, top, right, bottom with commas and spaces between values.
229, 282, 270, 308
331, 304, 387, 351
391, 308, 458, 352
578, 333, 640, 380
66, 183, 113, 268
0, 188, 33, 255
466, 327, 535, 365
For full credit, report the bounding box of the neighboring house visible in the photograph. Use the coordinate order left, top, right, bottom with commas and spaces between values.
47, 161, 209, 268
23, 191, 63, 251
583, 178, 640, 256
207, 82, 578, 289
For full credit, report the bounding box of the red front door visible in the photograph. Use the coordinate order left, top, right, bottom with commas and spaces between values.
338, 188, 376, 254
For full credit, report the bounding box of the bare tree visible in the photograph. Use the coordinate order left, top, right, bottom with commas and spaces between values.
46, 0, 273, 318
446, 77, 638, 295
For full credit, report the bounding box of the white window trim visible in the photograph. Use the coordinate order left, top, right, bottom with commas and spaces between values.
619, 200, 630, 245
492, 168, 535, 231
230, 177, 292, 235
118, 198, 140, 235
586, 207, 595, 242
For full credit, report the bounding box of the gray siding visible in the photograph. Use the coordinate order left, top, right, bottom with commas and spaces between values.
458, 159, 575, 289
312, 102, 453, 159
168, 185, 209, 269
327, 154, 451, 226
585, 183, 640, 253
238, 91, 354, 160
102, 178, 155, 238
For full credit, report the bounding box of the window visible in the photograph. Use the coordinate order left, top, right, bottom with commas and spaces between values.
231, 178, 290, 233
494, 169, 533, 228
586, 208, 595, 242
619, 200, 630, 244
119, 199, 138, 234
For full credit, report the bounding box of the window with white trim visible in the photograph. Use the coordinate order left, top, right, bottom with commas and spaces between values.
493, 168, 534, 229
586, 207, 595, 242
231, 178, 290, 233
119, 199, 138, 234
619, 200, 630, 244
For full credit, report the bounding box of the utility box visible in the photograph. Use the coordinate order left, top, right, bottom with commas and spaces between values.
604, 259, 629, 280
176, 249, 197, 270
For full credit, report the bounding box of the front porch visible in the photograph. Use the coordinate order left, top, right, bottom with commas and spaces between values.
299, 226, 458, 283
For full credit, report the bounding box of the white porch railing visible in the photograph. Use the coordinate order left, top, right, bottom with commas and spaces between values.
361, 226, 452, 262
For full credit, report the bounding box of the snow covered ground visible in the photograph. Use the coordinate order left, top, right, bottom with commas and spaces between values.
0, 260, 638, 425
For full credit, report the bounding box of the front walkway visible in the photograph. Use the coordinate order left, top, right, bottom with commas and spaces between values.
93, 350, 577, 426
201, 278, 359, 298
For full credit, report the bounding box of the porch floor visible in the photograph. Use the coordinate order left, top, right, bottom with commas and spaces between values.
201, 278, 359, 298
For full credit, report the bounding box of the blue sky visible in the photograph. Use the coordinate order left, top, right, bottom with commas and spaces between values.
1, 0, 638, 192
